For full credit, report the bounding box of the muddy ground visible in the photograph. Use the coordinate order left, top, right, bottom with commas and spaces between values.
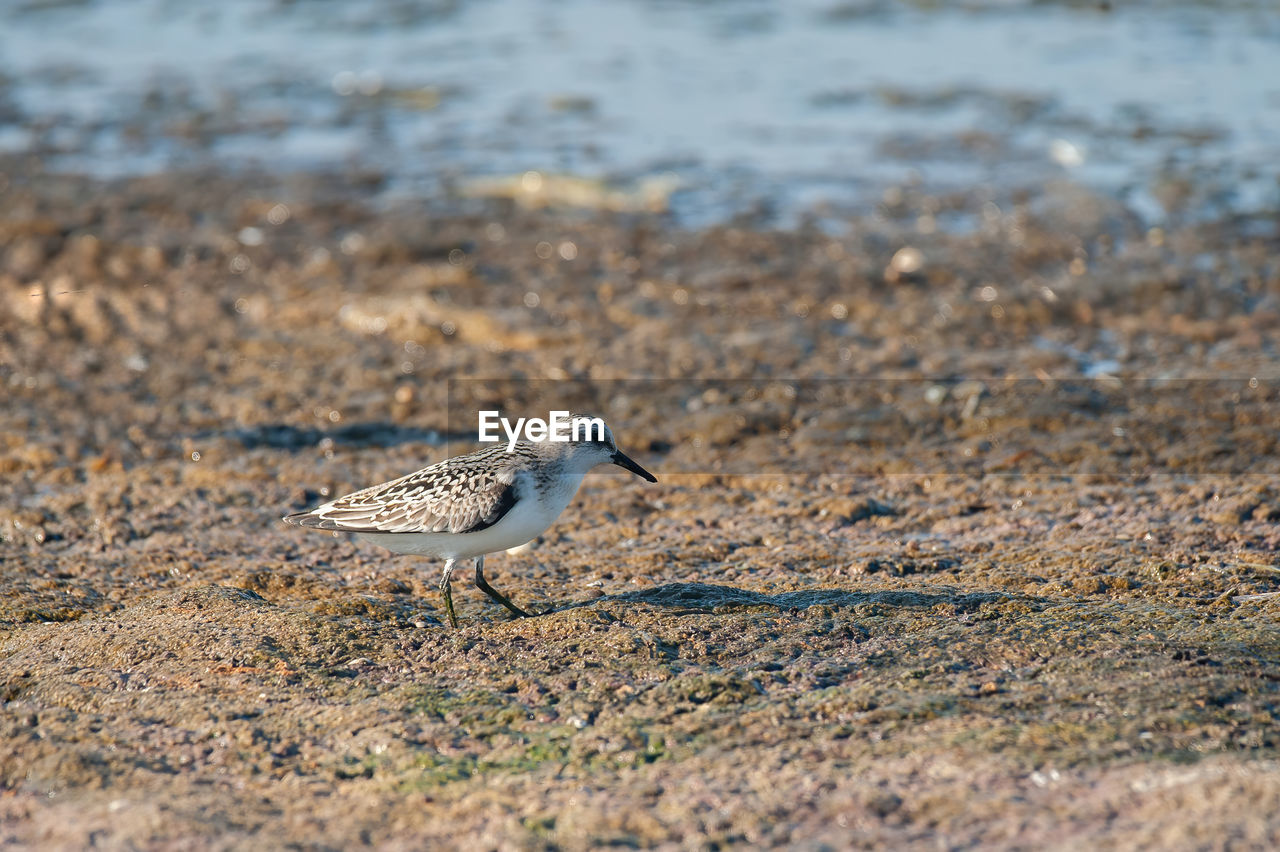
2, 157, 1279, 849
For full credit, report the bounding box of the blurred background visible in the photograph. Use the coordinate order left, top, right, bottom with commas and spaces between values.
2, 0, 1277, 227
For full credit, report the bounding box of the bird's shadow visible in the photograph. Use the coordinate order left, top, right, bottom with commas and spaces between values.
546, 582, 1036, 617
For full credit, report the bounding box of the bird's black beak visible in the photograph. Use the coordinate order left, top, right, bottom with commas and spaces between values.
611, 450, 657, 483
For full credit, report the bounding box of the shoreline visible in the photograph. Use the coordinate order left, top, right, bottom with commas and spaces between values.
2, 160, 1279, 847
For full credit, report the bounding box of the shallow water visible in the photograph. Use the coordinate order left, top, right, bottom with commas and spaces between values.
2, 0, 1277, 223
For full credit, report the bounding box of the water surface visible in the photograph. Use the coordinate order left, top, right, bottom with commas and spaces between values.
2, 0, 1277, 223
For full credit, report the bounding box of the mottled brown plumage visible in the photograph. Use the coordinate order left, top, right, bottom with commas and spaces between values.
283, 420, 656, 627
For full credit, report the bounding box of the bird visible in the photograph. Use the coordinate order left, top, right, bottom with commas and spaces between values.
282, 416, 657, 627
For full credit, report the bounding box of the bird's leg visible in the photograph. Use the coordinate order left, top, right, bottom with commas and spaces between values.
473, 555, 533, 619
438, 558, 459, 628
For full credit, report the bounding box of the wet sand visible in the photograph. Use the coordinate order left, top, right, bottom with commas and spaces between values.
2, 157, 1279, 848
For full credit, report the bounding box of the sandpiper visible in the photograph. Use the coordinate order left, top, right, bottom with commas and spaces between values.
282, 417, 657, 627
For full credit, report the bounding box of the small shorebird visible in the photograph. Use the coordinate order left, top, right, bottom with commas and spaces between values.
283, 418, 657, 627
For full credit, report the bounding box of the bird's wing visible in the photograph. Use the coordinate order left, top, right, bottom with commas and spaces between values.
283, 449, 521, 535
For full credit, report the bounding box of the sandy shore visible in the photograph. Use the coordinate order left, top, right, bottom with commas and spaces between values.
2, 158, 1279, 848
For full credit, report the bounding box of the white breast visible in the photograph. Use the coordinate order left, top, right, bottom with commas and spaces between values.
357, 470, 587, 560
